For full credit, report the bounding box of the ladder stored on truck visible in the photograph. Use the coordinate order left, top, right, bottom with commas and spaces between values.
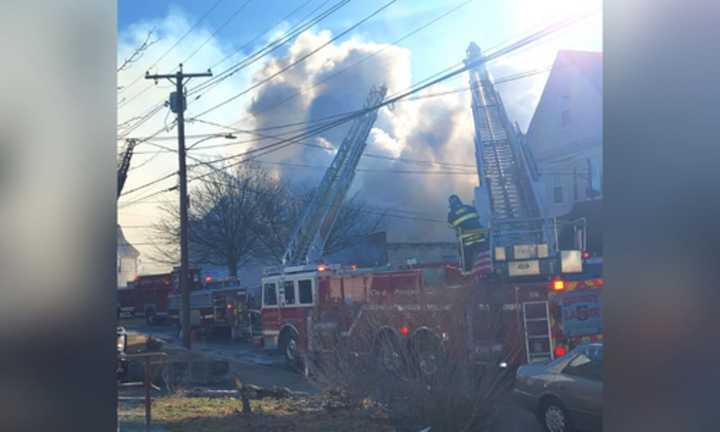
281, 86, 387, 266
521, 301, 554, 363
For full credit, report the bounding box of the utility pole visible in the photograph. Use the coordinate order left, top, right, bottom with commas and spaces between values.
146, 64, 212, 349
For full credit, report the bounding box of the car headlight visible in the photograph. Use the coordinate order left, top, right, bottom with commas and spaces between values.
117, 334, 126, 352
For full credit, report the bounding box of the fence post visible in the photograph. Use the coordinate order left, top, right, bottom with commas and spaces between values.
144, 356, 151, 431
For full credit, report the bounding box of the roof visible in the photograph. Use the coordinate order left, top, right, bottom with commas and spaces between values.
554, 50, 602, 93
526, 50, 602, 135
117, 225, 140, 259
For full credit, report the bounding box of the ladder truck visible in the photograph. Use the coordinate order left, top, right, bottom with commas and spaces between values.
260, 87, 470, 376
260, 86, 395, 362
462, 42, 603, 369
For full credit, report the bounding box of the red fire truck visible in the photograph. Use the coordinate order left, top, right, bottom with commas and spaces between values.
260, 262, 476, 373
467, 259, 604, 371
117, 272, 174, 324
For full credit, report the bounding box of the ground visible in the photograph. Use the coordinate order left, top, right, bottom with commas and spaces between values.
117, 319, 542, 432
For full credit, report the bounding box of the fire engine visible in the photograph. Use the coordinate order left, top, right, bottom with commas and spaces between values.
259, 44, 604, 375
167, 270, 258, 340
117, 272, 174, 324
460, 42, 604, 370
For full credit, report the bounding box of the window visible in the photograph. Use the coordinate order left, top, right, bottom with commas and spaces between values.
298, 279, 313, 304
563, 352, 602, 381
263, 283, 277, 306
553, 186, 564, 204
283, 280, 296, 305
561, 109, 571, 127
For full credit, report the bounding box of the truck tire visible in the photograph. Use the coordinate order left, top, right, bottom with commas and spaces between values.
373, 331, 404, 375
411, 331, 445, 377
279, 329, 303, 372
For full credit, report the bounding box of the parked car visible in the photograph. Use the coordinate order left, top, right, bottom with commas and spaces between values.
116, 326, 128, 380
513, 343, 603, 432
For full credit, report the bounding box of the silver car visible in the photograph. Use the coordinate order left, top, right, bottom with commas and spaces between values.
513, 343, 603, 432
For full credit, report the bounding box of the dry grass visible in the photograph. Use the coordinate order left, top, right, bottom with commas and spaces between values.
118, 393, 395, 432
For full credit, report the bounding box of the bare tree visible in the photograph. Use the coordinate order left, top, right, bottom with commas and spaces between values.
151, 163, 275, 277
151, 163, 386, 274
117, 28, 158, 74
254, 183, 386, 263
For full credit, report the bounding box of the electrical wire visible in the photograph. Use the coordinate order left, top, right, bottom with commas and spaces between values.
245, 0, 477, 121
117, 0, 345, 141
119, 10, 597, 204
118, 0, 226, 100
179, 0, 255, 66
189, 0, 398, 118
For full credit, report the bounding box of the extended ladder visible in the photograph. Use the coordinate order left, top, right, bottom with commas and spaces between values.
282, 86, 387, 265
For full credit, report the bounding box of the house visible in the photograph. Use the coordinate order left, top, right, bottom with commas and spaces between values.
117, 225, 140, 287
525, 50, 603, 218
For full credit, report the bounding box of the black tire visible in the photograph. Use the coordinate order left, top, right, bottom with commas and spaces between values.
411, 332, 445, 377
540, 398, 574, 432
373, 331, 405, 375
279, 330, 303, 372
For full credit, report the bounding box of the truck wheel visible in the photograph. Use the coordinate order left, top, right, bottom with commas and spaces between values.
412, 332, 444, 377
279, 330, 303, 372
374, 332, 404, 375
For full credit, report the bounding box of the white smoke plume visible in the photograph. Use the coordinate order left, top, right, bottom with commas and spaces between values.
239, 30, 544, 242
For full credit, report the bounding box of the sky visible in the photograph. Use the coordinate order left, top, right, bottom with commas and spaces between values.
117, 0, 602, 274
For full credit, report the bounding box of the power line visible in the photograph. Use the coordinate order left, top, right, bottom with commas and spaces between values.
251, 159, 476, 175
186, 0, 349, 99
118, 0, 226, 100
120, 10, 596, 205
209, 0, 317, 71
179, 0, 255, 66
245, 0, 477, 122
189, 0, 398, 118
117, 0, 345, 141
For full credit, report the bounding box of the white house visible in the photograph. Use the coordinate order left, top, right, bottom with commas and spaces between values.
525, 50, 602, 218
117, 225, 140, 287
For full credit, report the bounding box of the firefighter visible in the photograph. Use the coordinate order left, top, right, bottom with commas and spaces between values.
448, 195, 488, 271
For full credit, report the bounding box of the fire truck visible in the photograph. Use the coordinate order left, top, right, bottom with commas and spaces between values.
117, 272, 174, 324
261, 263, 454, 372
167, 270, 257, 340
260, 45, 605, 375
460, 41, 604, 370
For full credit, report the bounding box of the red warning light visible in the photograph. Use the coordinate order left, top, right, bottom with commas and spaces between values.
554, 345, 567, 358
399, 325, 410, 337
205, 276, 213, 283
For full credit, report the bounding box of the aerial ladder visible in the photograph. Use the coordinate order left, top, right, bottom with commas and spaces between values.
281, 85, 388, 266
464, 42, 552, 260
117, 138, 137, 199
